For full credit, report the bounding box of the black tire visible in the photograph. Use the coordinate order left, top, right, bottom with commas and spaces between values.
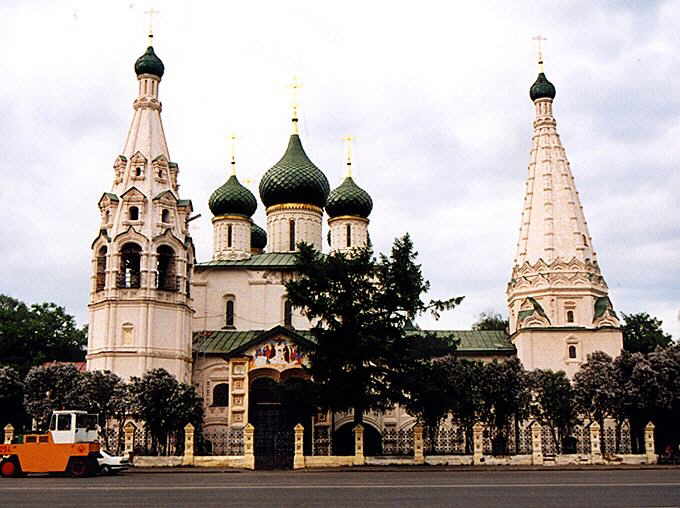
100, 465, 111, 475
69, 457, 97, 478
0, 457, 22, 478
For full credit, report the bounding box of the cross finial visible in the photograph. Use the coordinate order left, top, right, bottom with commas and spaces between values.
228, 133, 237, 175
532, 35, 547, 72
289, 76, 302, 134
145, 8, 159, 45
342, 136, 354, 178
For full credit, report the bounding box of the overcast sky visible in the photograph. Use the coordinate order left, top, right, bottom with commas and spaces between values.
0, 0, 678, 337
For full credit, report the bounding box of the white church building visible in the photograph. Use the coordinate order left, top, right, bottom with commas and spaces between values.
85, 39, 622, 443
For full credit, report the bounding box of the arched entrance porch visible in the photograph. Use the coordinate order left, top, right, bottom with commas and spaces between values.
333, 422, 383, 456
249, 368, 314, 469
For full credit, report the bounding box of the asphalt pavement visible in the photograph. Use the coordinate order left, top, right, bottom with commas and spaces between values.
1, 468, 679, 507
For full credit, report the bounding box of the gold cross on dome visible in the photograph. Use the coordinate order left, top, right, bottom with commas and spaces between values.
289, 76, 302, 133
228, 133, 237, 175
145, 8, 159, 40
532, 35, 547, 69
343, 136, 354, 177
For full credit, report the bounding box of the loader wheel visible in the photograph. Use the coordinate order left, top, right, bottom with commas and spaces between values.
0, 458, 21, 478
69, 458, 89, 477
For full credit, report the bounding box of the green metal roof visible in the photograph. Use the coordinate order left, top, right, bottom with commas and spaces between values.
135, 46, 165, 78
102, 192, 119, 202
530, 72, 556, 101
193, 328, 514, 357
196, 252, 299, 269
177, 199, 192, 207
326, 176, 373, 219
209, 174, 257, 218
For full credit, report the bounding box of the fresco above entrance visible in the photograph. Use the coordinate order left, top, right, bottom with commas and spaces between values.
247, 336, 309, 371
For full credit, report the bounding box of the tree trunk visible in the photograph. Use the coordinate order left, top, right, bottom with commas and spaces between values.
353, 407, 364, 427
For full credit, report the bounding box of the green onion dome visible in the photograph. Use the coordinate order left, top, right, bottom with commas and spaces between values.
135, 46, 165, 78
326, 176, 373, 219
251, 223, 267, 250
209, 175, 257, 217
259, 134, 330, 209
530, 72, 556, 101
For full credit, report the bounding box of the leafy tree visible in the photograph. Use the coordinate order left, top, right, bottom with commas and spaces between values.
472, 311, 508, 332
285, 235, 463, 426
478, 358, 530, 455
622, 312, 673, 354
81, 370, 123, 449
0, 295, 87, 376
397, 357, 455, 451
573, 351, 619, 452
527, 369, 578, 453
23, 364, 88, 430
0, 366, 26, 431
447, 359, 484, 454
130, 369, 203, 454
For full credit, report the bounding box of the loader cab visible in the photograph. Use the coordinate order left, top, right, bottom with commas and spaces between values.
48, 411, 98, 444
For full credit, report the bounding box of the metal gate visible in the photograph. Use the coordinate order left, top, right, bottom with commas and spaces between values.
252, 404, 294, 470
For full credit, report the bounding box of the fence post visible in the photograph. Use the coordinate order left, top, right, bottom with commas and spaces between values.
293, 424, 305, 470
531, 422, 543, 465
4, 424, 14, 444
473, 422, 484, 465
124, 421, 136, 459
413, 424, 425, 464
644, 422, 656, 464
182, 423, 195, 466
353, 424, 365, 465
243, 423, 255, 470
590, 421, 603, 464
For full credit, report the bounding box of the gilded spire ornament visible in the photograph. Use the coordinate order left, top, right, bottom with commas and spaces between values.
229, 133, 237, 176
289, 76, 302, 134
532, 34, 547, 72
343, 135, 353, 178
144, 8, 159, 45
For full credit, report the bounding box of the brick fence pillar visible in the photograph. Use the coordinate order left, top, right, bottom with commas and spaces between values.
182, 423, 195, 466
243, 423, 255, 470
124, 421, 136, 458
590, 421, 603, 464
644, 422, 656, 464
353, 424, 365, 465
293, 424, 305, 470
531, 422, 543, 465
473, 422, 484, 465
413, 424, 424, 464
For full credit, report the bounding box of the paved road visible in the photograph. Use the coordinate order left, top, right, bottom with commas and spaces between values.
1, 469, 679, 507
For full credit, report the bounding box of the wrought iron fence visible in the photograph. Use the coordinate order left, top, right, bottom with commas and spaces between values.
381, 428, 414, 456
424, 425, 467, 455
199, 427, 244, 456
312, 426, 331, 456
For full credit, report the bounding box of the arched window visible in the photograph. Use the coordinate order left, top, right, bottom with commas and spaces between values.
227, 224, 233, 248
566, 310, 574, 323
129, 206, 139, 221
104, 210, 110, 224
212, 383, 229, 407
118, 243, 142, 288
284, 299, 293, 328
568, 345, 577, 359
158, 169, 164, 178
96, 246, 107, 291
135, 167, 142, 177
156, 245, 176, 291
582, 234, 588, 246
225, 299, 235, 328
346, 224, 352, 248
161, 209, 170, 223
289, 219, 296, 251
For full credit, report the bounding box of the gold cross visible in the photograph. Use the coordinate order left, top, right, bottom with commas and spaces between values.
343, 136, 354, 177
145, 8, 159, 39
229, 133, 237, 175
289, 76, 302, 133
532, 35, 547, 69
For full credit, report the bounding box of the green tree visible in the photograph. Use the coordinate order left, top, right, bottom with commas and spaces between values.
81, 370, 123, 449
23, 364, 88, 430
622, 312, 673, 354
285, 235, 463, 426
130, 369, 203, 454
472, 311, 508, 331
0, 366, 26, 431
527, 369, 578, 453
447, 359, 484, 454
0, 295, 87, 376
478, 358, 530, 455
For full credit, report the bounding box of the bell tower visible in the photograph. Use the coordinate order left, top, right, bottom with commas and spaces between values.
507, 46, 622, 377
86, 33, 194, 382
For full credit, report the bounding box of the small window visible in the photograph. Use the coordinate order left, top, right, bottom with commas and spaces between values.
129, 206, 139, 221
346, 223, 352, 248
289, 219, 296, 251
227, 224, 233, 248
57, 414, 72, 431
158, 169, 164, 178
96, 246, 107, 291
212, 383, 229, 407
226, 300, 235, 328
566, 310, 574, 323
104, 210, 110, 223
135, 167, 142, 177
582, 234, 588, 246
284, 299, 293, 328
568, 345, 577, 359
161, 209, 170, 223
